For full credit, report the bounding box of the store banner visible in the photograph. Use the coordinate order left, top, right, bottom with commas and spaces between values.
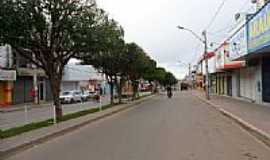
248, 2, 270, 53
215, 41, 246, 70
229, 24, 248, 60
0, 45, 13, 68
0, 69, 16, 81
215, 43, 226, 69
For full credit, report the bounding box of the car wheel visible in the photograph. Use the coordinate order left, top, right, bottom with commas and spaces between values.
70, 99, 75, 104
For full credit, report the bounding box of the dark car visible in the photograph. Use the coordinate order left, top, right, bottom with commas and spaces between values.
181, 82, 189, 91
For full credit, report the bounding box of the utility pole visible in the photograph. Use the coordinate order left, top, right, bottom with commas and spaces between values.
202, 30, 210, 100
177, 26, 211, 100
188, 63, 191, 76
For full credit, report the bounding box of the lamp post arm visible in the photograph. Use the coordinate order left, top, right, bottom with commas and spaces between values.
184, 28, 205, 44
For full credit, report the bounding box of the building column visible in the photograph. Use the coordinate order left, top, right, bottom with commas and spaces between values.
33, 71, 39, 104
5, 81, 13, 105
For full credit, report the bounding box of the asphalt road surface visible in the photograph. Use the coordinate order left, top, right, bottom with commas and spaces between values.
6, 92, 270, 160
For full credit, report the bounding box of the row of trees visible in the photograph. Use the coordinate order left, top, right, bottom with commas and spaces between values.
0, 0, 177, 120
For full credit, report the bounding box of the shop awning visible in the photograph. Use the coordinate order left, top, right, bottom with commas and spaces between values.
198, 52, 216, 62
223, 61, 246, 69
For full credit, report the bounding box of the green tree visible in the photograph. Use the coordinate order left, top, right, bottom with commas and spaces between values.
81, 18, 125, 104
124, 43, 150, 99
164, 72, 178, 86
0, 0, 101, 119
153, 67, 167, 86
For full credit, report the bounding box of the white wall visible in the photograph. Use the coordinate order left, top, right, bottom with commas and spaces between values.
239, 62, 262, 103
255, 60, 263, 104
61, 82, 80, 92
62, 65, 103, 81
231, 70, 240, 98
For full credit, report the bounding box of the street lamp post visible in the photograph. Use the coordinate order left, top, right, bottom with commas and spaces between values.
177, 26, 210, 100
178, 60, 191, 76
202, 31, 210, 100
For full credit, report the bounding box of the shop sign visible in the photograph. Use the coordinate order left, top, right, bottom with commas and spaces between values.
215, 43, 227, 69
248, 2, 270, 52
0, 45, 13, 69
0, 69, 16, 81
229, 25, 248, 60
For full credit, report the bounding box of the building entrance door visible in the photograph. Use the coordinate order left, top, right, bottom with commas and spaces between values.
0, 82, 5, 105
263, 58, 270, 102
227, 76, 232, 96
38, 81, 45, 102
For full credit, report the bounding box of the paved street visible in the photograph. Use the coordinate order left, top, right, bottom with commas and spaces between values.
0, 96, 110, 130
6, 91, 270, 160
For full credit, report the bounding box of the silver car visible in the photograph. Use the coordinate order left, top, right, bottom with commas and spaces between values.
60, 91, 82, 104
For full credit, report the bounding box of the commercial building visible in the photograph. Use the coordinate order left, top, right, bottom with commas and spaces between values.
61, 65, 109, 94
247, 1, 270, 103
12, 52, 53, 105
0, 45, 16, 106
199, 1, 270, 105
0, 45, 53, 107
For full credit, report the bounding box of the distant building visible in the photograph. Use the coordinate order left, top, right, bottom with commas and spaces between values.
0, 45, 53, 107
0, 45, 16, 106
61, 65, 109, 94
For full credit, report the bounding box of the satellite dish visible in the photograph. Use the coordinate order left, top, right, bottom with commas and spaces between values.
235, 13, 241, 21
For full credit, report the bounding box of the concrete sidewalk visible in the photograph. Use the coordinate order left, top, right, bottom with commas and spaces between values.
0, 95, 112, 113
0, 103, 52, 113
193, 90, 270, 146
0, 94, 155, 159
0, 93, 150, 113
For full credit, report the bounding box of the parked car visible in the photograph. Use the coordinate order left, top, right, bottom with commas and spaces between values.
73, 90, 83, 102
181, 82, 189, 91
60, 91, 82, 104
81, 91, 91, 101
88, 91, 97, 99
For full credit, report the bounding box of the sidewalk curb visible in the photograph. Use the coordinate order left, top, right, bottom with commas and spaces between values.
195, 94, 270, 149
0, 94, 156, 159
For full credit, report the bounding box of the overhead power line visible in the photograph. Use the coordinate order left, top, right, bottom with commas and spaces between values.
205, 0, 228, 30
210, 0, 251, 34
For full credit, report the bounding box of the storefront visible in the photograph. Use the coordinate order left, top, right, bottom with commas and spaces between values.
13, 68, 53, 105
216, 73, 226, 95
239, 67, 256, 101
247, 2, 270, 103
226, 14, 250, 99
0, 70, 16, 107
262, 57, 270, 102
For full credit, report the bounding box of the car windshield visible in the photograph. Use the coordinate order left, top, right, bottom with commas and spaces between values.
75, 92, 81, 95
62, 92, 71, 96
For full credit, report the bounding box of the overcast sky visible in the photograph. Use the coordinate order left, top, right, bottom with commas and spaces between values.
96, 0, 254, 79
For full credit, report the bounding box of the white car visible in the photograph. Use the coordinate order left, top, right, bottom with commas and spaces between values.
81, 91, 91, 101
60, 91, 82, 104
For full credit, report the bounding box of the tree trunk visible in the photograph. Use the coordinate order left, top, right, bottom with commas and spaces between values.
49, 75, 63, 120
118, 77, 124, 104
114, 78, 120, 104
132, 81, 139, 101
109, 80, 114, 105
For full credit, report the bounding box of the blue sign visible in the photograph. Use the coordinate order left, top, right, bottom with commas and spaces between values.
248, 3, 270, 53
229, 24, 248, 60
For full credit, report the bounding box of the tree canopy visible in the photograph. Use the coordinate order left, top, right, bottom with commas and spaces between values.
0, 0, 178, 119
0, 0, 112, 118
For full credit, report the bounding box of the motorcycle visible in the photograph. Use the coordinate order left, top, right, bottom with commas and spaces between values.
167, 91, 172, 98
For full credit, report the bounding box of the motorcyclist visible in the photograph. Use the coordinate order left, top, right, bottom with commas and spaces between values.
166, 86, 173, 98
